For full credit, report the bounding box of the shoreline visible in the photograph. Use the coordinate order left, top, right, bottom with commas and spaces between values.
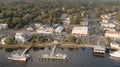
0, 43, 105, 49
0, 44, 86, 49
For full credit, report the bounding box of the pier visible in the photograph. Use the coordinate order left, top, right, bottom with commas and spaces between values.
22, 44, 33, 55
40, 44, 67, 60
62, 44, 120, 50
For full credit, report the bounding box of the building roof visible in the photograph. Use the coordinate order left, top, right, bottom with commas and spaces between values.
105, 31, 119, 34
72, 27, 88, 31
94, 45, 106, 51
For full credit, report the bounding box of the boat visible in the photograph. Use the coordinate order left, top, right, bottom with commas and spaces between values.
8, 45, 32, 61
110, 42, 119, 48
110, 51, 120, 57
8, 53, 30, 61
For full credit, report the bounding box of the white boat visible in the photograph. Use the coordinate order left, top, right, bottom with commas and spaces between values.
110, 51, 120, 57
8, 53, 30, 61
110, 42, 119, 48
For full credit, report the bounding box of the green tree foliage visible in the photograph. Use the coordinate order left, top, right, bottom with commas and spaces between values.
5, 37, 15, 45
106, 36, 111, 45
68, 36, 76, 43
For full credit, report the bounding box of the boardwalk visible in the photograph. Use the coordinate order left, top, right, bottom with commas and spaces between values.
62, 44, 119, 50
22, 44, 33, 55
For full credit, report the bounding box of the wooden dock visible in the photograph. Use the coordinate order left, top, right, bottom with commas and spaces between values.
79, 44, 120, 50
22, 44, 33, 55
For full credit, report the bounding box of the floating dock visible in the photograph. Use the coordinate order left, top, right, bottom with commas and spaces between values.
40, 45, 68, 60
93, 45, 106, 56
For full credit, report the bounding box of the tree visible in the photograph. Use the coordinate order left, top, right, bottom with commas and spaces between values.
68, 36, 76, 43
106, 36, 111, 45
5, 37, 15, 45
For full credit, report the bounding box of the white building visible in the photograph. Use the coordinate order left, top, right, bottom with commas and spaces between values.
103, 28, 116, 32
62, 17, 70, 24
0, 24, 8, 30
36, 25, 54, 34
33, 23, 41, 29
0, 36, 6, 45
105, 31, 120, 39
101, 22, 115, 28
15, 32, 31, 43
71, 26, 88, 37
80, 21, 88, 26
55, 26, 64, 33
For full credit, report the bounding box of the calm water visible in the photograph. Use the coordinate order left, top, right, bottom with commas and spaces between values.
0, 48, 120, 67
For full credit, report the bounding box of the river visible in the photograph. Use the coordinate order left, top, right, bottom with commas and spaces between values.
0, 48, 120, 67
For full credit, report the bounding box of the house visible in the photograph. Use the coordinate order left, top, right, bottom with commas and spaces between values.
36, 25, 54, 34
15, 32, 31, 43
62, 17, 70, 24
93, 45, 106, 55
80, 21, 88, 26
101, 20, 116, 28
0, 35, 6, 45
71, 26, 88, 37
26, 26, 34, 31
105, 31, 120, 39
0, 24, 8, 30
55, 26, 64, 33
33, 23, 41, 29
100, 14, 111, 20
103, 28, 116, 32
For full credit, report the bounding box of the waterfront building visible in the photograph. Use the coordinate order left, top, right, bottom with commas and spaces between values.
36, 25, 54, 34
105, 31, 120, 39
71, 26, 88, 37
0, 24, 8, 30
15, 32, 31, 43
0, 35, 6, 45
55, 26, 64, 33
93, 45, 106, 56
80, 21, 88, 26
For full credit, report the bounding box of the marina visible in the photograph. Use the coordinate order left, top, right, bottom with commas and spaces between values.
0, 48, 120, 67
40, 45, 68, 60
7, 45, 32, 61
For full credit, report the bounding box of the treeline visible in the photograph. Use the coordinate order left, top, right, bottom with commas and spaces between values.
0, 1, 120, 29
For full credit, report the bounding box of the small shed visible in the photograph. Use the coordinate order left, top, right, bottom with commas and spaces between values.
93, 45, 106, 55
0, 24, 8, 30
0, 35, 6, 45
55, 26, 64, 33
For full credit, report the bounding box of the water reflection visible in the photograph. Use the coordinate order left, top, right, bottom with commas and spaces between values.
39, 58, 68, 62
68, 48, 78, 51
5, 48, 18, 52
32, 47, 45, 51
0, 48, 120, 67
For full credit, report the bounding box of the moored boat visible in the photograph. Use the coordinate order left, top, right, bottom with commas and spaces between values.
8, 53, 30, 61
110, 51, 120, 57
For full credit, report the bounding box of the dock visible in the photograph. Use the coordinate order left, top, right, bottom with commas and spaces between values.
22, 44, 33, 55
40, 45, 67, 60
79, 44, 120, 50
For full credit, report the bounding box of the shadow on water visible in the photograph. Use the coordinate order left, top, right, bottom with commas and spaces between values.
39, 58, 68, 63
32, 47, 45, 51
68, 48, 78, 51
5, 48, 18, 52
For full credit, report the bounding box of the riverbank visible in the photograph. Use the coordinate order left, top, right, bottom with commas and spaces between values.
0, 43, 103, 49
0, 43, 81, 49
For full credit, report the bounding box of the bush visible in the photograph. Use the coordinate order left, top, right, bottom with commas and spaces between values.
5, 37, 15, 45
